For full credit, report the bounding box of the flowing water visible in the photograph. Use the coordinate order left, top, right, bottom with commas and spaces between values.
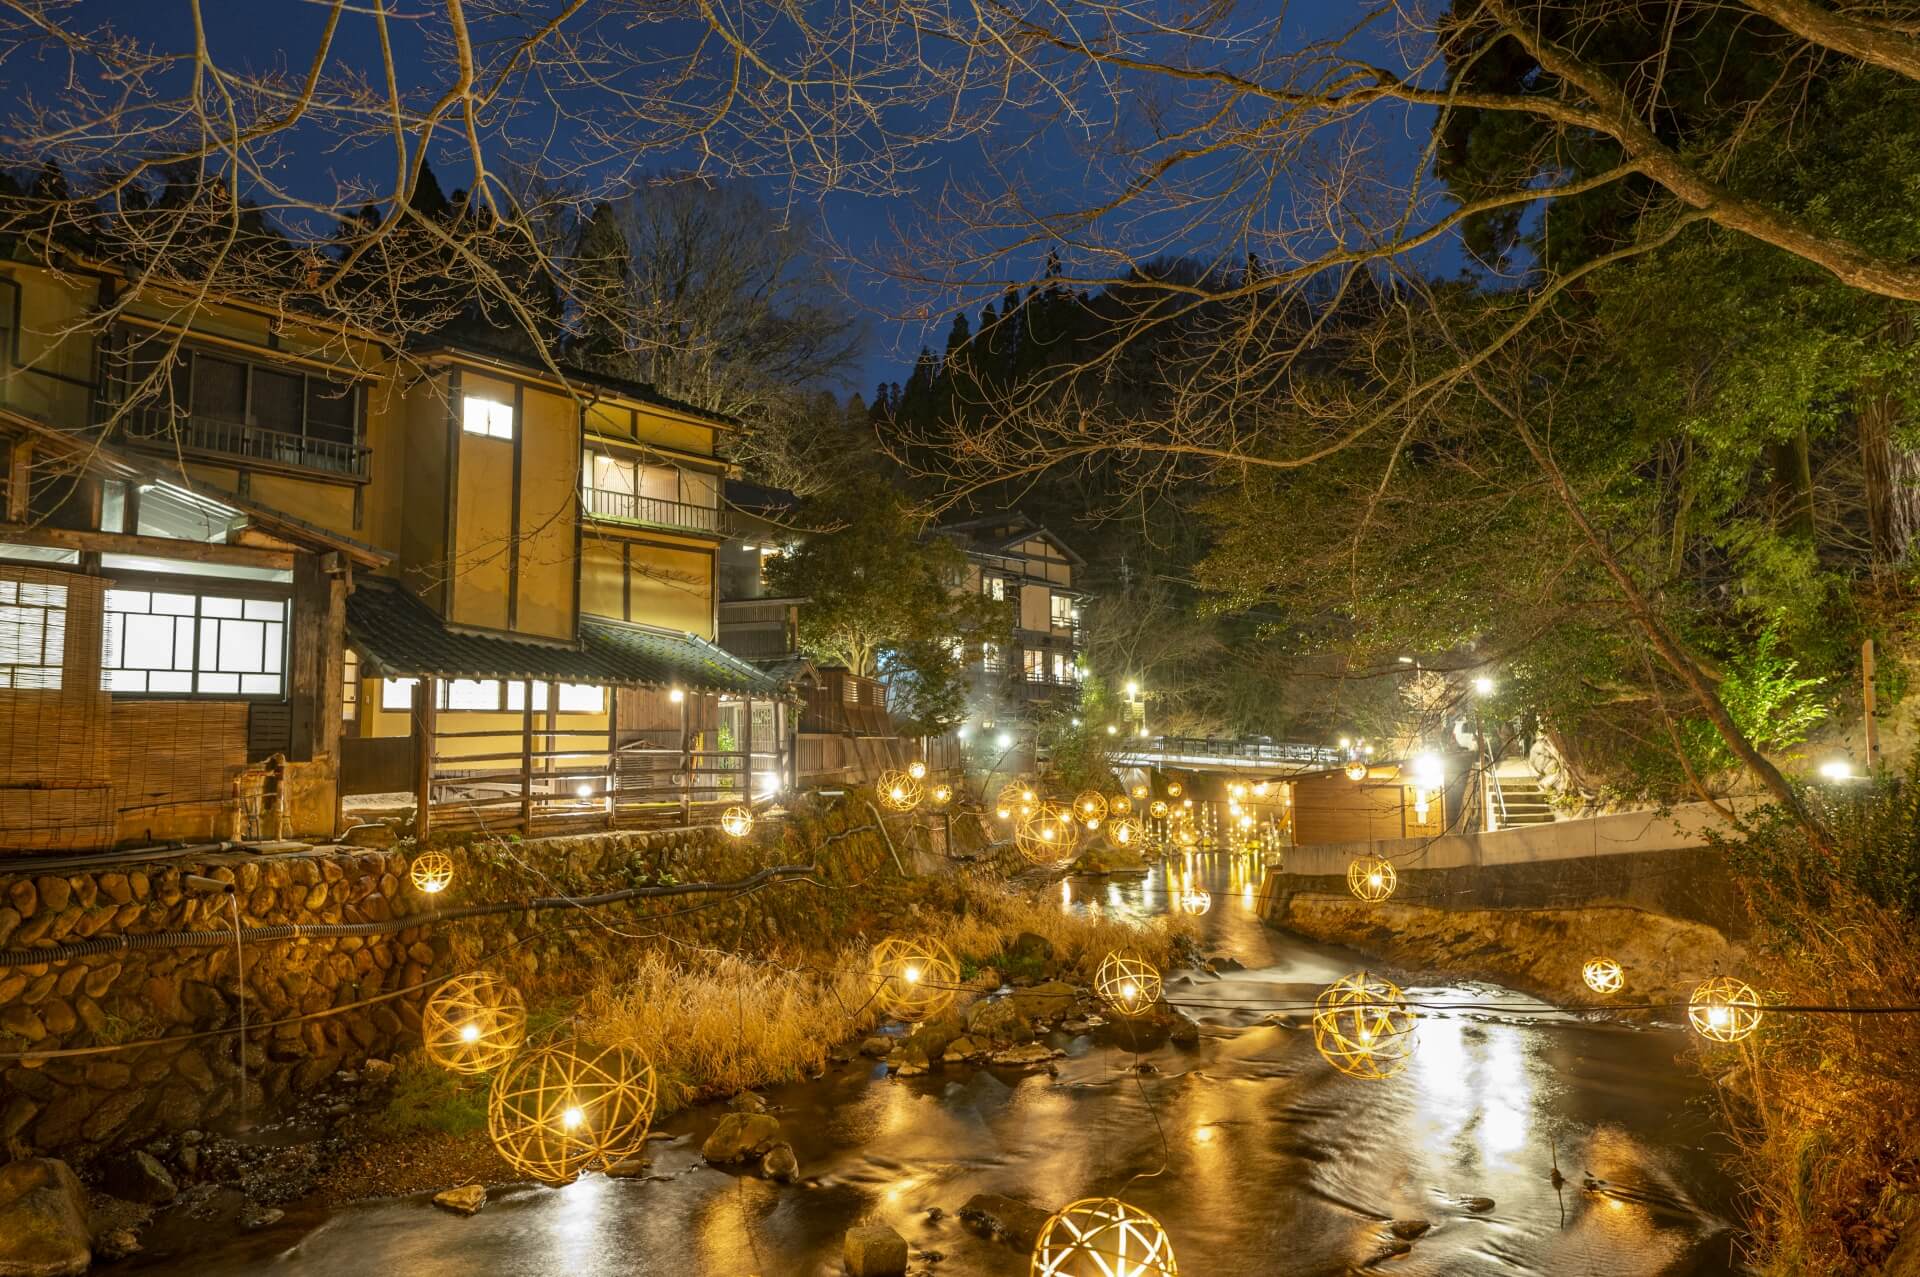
127, 851, 1741, 1275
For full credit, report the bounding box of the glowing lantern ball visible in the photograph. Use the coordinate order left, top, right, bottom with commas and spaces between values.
1178, 889, 1212, 916
1345, 761, 1370, 781
488, 1041, 657, 1183
1148, 800, 1170, 820
1107, 817, 1143, 849
869, 937, 959, 1022
1582, 957, 1625, 995
929, 781, 954, 807
1174, 825, 1199, 849
1347, 855, 1397, 903
907, 760, 928, 781
423, 972, 527, 1074
1130, 783, 1149, 801
1094, 951, 1163, 1018
1689, 976, 1763, 1043
1032, 1197, 1178, 1277
410, 850, 454, 895
719, 805, 754, 838
1075, 791, 1109, 826
1015, 803, 1080, 866
877, 769, 923, 811
1166, 781, 1183, 798
1313, 971, 1418, 1079
1110, 794, 1133, 816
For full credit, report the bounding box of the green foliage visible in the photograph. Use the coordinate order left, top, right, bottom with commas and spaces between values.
1677, 627, 1830, 776
366, 1055, 490, 1139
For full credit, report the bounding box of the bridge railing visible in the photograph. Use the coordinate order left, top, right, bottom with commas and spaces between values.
1121, 736, 1344, 766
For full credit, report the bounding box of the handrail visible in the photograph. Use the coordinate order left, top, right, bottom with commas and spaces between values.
115, 408, 371, 480
581, 486, 721, 533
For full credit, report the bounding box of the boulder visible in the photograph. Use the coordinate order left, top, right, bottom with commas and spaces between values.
98, 1151, 177, 1205
701, 1113, 782, 1164
842, 1223, 909, 1277
603, 1156, 650, 1179
988, 1042, 1061, 1068
432, 1184, 487, 1216
958, 1193, 1052, 1250
859, 1037, 894, 1058
890, 1044, 930, 1078
760, 1142, 799, 1183
0, 1158, 91, 1277
1006, 932, 1055, 963
1009, 981, 1079, 1022
1391, 1219, 1431, 1240
964, 997, 1031, 1046
237, 1203, 284, 1232
727, 1091, 769, 1114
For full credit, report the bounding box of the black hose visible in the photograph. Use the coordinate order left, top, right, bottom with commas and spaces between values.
0, 864, 818, 968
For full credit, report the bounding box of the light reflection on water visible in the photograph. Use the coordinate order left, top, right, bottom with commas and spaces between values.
129, 851, 1738, 1277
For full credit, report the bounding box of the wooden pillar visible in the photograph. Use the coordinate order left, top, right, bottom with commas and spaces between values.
605, 688, 619, 828
413, 675, 437, 840
520, 680, 534, 832
678, 692, 692, 826
1864, 638, 1881, 768
5, 440, 30, 523
742, 695, 754, 804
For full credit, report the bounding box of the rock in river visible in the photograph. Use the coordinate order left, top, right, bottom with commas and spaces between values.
702, 1112, 782, 1164
432, 1184, 487, 1216
99, 1150, 177, 1205
958, 1192, 1053, 1250
0, 1158, 91, 1277
842, 1223, 908, 1277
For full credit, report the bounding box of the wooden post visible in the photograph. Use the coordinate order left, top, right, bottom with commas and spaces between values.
742, 695, 755, 805
5, 440, 30, 523
678, 692, 692, 827
520, 680, 534, 832
605, 687, 619, 828
1864, 638, 1881, 769
413, 676, 436, 840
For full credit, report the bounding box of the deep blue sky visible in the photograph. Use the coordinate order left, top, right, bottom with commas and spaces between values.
5, 1, 1451, 398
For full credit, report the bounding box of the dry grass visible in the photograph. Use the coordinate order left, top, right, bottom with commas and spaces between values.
574, 874, 1194, 1116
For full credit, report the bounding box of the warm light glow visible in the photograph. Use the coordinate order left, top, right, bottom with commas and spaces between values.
488, 1042, 656, 1183
1106, 724, 1119, 736
1473, 676, 1495, 695
877, 769, 923, 811
929, 782, 953, 807
1125, 680, 1139, 697
1111, 794, 1133, 816
1252, 781, 1269, 798
1228, 782, 1247, 800
1108, 817, 1141, 848
1411, 752, 1444, 789
719, 806, 754, 838
1149, 800, 1169, 820
410, 850, 455, 895
1178, 889, 1212, 915
1166, 782, 1182, 798
561, 1106, 585, 1130
424, 973, 527, 1074
1312, 970, 1418, 1079
669, 687, 685, 703
870, 938, 959, 1021
997, 806, 1012, 820
1015, 802, 1081, 866
1345, 761, 1370, 781
907, 760, 928, 780
575, 783, 594, 799
1818, 759, 1854, 782
1031, 1197, 1176, 1277
1689, 976, 1763, 1043
1347, 855, 1397, 903
998, 732, 1014, 749
1131, 784, 1148, 800
1095, 951, 1163, 1017
1582, 957, 1625, 995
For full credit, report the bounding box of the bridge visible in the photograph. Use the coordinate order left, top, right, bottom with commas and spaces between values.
1108, 735, 1345, 775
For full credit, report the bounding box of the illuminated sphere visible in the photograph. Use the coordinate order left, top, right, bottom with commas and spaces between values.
929, 782, 954, 807
1111, 794, 1133, 816
1015, 803, 1081, 866
996, 806, 1013, 821
1345, 761, 1370, 781
1166, 781, 1182, 798
869, 937, 959, 1022
410, 850, 454, 894
1093, 951, 1162, 1018
1252, 782, 1270, 798
1581, 957, 1625, 995
1107, 816, 1143, 849
1228, 782, 1247, 800
1148, 800, 1169, 820
719, 805, 754, 838
1689, 976, 1763, 1043
1174, 825, 1199, 849
877, 769, 923, 811
488, 1042, 657, 1183
1312, 971, 1417, 1079
1178, 890, 1212, 915
1032, 1196, 1177, 1277
1130, 783, 1149, 801
1347, 855, 1397, 903
423, 972, 527, 1074
907, 760, 928, 780
1074, 791, 1110, 824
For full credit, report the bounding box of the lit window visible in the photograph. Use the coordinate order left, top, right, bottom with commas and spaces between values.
982, 577, 1005, 601
557, 683, 603, 713
505, 681, 550, 712
381, 677, 416, 710
0, 578, 67, 689
101, 589, 285, 696
1052, 651, 1069, 683
342, 649, 359, 722
462, 396, 514, 440
444, 679, 503, 711
1022, 648, 1045, 682
1050, 593, 1075, 628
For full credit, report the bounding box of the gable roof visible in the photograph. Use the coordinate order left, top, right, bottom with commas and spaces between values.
934, 512, 1086, 567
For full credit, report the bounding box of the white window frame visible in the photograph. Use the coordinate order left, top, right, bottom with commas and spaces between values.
0, 578, 67, 689
101, 587, 287, 697
462, 395, 514, 440
1050, 592, 1075, 629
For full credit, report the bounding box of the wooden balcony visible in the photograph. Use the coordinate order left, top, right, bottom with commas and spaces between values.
114, 408, 371, 481
582, 486, 722, 535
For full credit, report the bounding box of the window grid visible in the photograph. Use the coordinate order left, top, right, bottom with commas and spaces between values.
0, 579, 67, 690
101, 589, 285, 696
462, 396, 514, 440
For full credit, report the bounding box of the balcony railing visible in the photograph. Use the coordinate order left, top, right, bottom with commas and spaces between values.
582, 486, 722, 534
111, 409, 371, 481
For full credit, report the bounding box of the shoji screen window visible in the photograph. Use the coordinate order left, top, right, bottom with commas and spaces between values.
102, 589, 286, 696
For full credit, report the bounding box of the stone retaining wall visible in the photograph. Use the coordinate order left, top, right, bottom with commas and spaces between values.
0, 794, 939, 1160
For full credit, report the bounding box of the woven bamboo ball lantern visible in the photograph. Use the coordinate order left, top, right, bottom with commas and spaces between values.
1166, 781, 1182, 798
1148, 800, 1169, 820
1347, 855, 1397, 903
1582, 957, 1625, 995
929, 781, 954, 807
487, 1041, 657, 1183
1074, 790, 1109, 825
878, 769, 923, 811
1344, 760, 1370, 781
1312, 971, 1418, 1079
423, 972, 527, 1074
907, 759, 928, 780
1110, 794, 1133, 816
869, 937, 959, 1022
1178, 889, 1212, 915
1015, 803, 1080, 866
1131, 783, 1149, 801
1107, 816, 1143, 849
1094, 951, 1162, 1017
1031, 1196, 1177, 1277
1688, 976, 1763, 1043
410, 849, 454, 894
719, 805, 754, 838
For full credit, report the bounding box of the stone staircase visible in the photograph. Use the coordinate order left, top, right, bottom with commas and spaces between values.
1492, 774, 1557, 828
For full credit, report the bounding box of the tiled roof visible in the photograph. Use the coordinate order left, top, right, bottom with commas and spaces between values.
345, 577, 786, 697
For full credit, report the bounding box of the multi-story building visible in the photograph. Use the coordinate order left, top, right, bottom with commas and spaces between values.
0, 241, 790, 851
935, 513, 1086, 728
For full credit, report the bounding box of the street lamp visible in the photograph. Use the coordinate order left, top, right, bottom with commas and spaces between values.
1473, 676, 1495, 696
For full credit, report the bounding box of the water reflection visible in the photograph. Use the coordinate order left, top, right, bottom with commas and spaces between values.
130, 851, 1737, 1277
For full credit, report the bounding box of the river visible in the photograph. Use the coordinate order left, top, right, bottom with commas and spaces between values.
125, 850, 1741, 1275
